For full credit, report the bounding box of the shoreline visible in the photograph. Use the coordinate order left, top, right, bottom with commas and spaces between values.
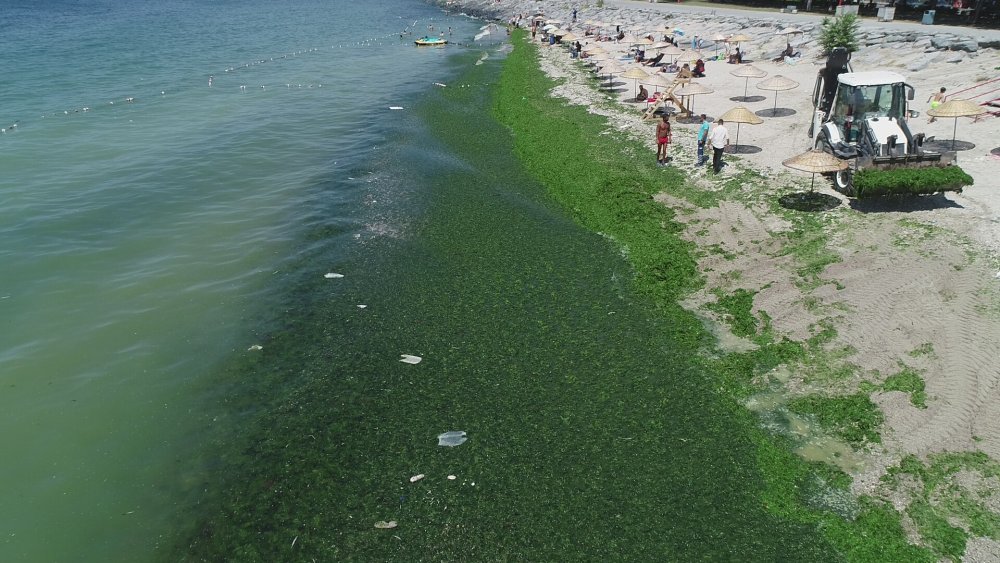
443, 1, 1000, 560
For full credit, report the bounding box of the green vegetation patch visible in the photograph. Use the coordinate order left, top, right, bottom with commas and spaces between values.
882, 365, 928, 408
884, 452, 1000, 559
788, 393, 884, 445
707, 288, 759, 338
854, 166, 974, 198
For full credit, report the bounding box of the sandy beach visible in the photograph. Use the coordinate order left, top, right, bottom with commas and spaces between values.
441, 0, 1000, 558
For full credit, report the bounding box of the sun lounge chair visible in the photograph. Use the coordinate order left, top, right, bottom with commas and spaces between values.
641, 53, 664, 67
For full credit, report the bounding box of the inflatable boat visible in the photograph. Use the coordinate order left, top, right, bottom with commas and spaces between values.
415, 36, 447, 46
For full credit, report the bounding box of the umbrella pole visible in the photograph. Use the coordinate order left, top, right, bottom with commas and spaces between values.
952, 117, 958, 151
743, 77, 749, 102
772, 92, 779, 116
810, 172, 816, 193
734, 122, 741, 153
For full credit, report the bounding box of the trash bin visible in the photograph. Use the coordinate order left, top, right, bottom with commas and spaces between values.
922, 9, 935, 24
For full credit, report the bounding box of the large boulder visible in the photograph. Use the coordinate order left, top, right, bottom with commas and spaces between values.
951, 39, 979, 52
944, 50, 966, 63
906, 53, 937, 72
930, 35, 955, 49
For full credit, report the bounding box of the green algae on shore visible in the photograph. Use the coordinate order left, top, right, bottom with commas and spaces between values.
494, 30, 936, 561
174, 31, 935, 562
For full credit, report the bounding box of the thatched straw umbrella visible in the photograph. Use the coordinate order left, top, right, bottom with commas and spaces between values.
658, 44, 684, 64
642, 72, 674, 96
719, 106, 764, 152
926, 99, 987, 150
727, 33, 752, 45
782, 149, 848, 192
674, 82, 714, 115
756, 75, 799, 117
621, 67, 652, 98
598, 61, 625, 89
730, 64, 767, 102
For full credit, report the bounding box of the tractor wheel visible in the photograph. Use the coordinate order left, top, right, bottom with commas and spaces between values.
834, 167, 855, 197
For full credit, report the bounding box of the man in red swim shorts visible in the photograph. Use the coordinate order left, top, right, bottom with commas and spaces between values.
656, 113, 672, 165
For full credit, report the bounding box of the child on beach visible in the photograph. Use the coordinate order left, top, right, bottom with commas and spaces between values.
656, 114, 672, 165
927, 87, 946, 123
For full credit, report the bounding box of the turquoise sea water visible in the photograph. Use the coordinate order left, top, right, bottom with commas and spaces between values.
0, 1, 493, 560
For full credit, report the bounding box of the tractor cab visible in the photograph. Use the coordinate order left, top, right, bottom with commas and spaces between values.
826, 72, 912, 146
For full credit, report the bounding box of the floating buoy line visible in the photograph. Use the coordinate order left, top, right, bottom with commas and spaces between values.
1, 15, 506, 139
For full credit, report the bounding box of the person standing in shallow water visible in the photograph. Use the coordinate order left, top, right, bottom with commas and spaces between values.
656, 113, 672, 165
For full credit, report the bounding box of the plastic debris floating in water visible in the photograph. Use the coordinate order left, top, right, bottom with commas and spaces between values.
357, 304, 367, 309
247, 344, 263, 351
409, 474, 425, 483
434, 82, 447, 87
447, 475, 457, 480
374, 521, 398, 529
437, 431, 467, 447
399, 354, 422, 364
324, 272, 344, 279
389, 106, 404, 110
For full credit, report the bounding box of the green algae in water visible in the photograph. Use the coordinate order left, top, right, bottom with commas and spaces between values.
174, 35, 930, 562
175, 46, 837, 562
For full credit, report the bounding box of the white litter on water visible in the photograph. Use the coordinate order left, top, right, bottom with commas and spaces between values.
409, 474, 425, 483
374, 520, 398, 529
324, 273, 344, 279
400, 354, 422, 364
447, 475, 457, 480
247, 344, 263, 351
357, 304, 367, 309
437, 431, 467, 447
389, 106, 404, 110
434, 82, 447, 87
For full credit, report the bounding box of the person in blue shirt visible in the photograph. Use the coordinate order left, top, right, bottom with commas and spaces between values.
696, 114, 710, 166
